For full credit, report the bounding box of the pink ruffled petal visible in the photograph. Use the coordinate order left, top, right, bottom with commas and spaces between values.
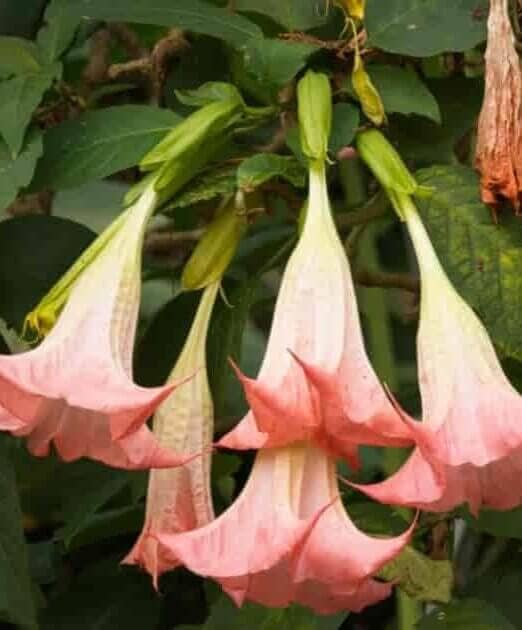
156, 447, 318, 579
220, 565, 391, 614
354, 446, 522, 516
293, 447, 414, 587
17, 399, 188, 469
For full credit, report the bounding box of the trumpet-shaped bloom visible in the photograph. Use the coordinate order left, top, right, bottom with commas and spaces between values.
155, 444, 412, 614
221, 162, 413, 462
124, 283, 219, 584
0, 185, 182, 469
355, 198, 522, 514
475, 0, 522, 211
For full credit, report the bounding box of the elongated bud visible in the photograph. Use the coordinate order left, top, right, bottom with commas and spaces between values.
297, 70, 332, 162
356, 129, 432, 205
182, 197, 247, 290
351, 22, 385, 126
141, 97, 243, 172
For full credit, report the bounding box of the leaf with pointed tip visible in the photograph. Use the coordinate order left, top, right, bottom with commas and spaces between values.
0, 131, 43, 212
65, 0, 262, 48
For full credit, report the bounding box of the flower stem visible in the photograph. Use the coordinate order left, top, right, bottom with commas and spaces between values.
397, 588, 422, 630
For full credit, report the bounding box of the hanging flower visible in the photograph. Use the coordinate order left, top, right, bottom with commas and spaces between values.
155, 444, 412, 614
0, 184, 184, 469
354, 193, 522, 515
124, 282, 219, 585
220, 160, 413, 464
475, 0, 522, 212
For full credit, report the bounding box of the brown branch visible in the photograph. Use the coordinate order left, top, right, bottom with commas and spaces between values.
337, 193, 390, 228
82, 28, 112, 89
354, 269, 420, 293
144, 228, 204, 255
107, 23, 148, 58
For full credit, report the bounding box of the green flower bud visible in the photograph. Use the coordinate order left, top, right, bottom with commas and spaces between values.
140, 97, 243, 171
297, 70, 332, 162
182, 198, 247, 290
356, 129, 432, 198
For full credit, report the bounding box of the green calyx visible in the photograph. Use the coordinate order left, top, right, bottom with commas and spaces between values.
182, 196, 248, 291
140, 97, 243, 173
356, 129, 433, 205
297, 70, 332, 162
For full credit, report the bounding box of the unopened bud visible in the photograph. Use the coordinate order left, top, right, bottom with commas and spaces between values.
297, 71, 332, 162
182, 199, 247, 290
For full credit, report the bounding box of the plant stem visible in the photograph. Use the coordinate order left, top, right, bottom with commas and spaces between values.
397, 588, 422, 630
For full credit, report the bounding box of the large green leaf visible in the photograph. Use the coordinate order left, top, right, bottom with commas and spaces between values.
66, 0, 262, 48
380, 546, 453, 603
0, 437, 38, 630
0, 37, 42, 77
0, 215, 95, 330
33, 105, 181, 190
417, 599, 514, 629
179, 596, 347, 630
415, 165, 522, 362
0, 131, 43, 212
0, 65, 58, 156
367, 65, 440, 123
237, 153, 305, 191
366, 0, 488, 57
463, 505, 522, 539
389, 77, 483, 164
242, 38, 317, 94
0, 0, 46, 39
235, 0, 328, 31
36, 0, 80, 63
467, 571, 522, 627
329, 102, 360, 154
41, 560, 161, 630
57, 469, 132, 549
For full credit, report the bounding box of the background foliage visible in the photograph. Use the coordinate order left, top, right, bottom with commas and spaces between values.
0, 0, 520, 628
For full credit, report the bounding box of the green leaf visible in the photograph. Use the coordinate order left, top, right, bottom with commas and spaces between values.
0, 37, 42, 77
207, 279, 260, 422
66, 0, 263, 48
389, 77, 483, 164
417, 599, 515, 629
463, 504, 522, 539
0, 1, 47, 39
41, 561, 161, 630
0, 215, 95, 330
242, 38, 318, 94
415, 164, 522, 362
33, 105, 181, 190
0, 65, 58, 156
179, 596, 347, 630
0, 437, 38, 630
366, 65, 440, 123
366, 0, 488, 57
235, 0, 328, 31
168, 167, 237, 210
329, 102, 360, 154
176, 82, 243, 107
380, 546, 453, 603
57, 469, 132, 549
36, 0, 80, 63
0, 130, 43, 212
237, 154, 305, 191
467, 571, 522, 627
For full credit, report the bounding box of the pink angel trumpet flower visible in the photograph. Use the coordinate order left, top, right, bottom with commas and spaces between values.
215, 445, 414, 615
124, 282, 219, 585
354, 192, 522, 515
220, 160, 413, 463
153, 444, 324, 586
0, 183, 186, 470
